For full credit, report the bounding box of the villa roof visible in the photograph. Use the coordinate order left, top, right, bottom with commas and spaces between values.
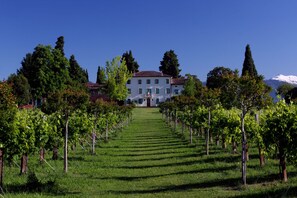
86, 82, 105, 89
171, 78, 186, 85
133, 71, 171, 77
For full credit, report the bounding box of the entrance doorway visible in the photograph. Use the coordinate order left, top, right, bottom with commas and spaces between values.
147, 98, 151, 107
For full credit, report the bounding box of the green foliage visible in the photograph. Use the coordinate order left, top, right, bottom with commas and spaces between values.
121, 50, 139, 73
7, 73, 31, 105
159, 50, 181, 78
206, 66, 236, 89
263, 100, 297, 163
182, 75, 196, 97
106, 56, 132, 101
277, 83, 295, 98
14, 110, 36, 156
0, 82, 18, 153
30, 109, 52, 149
206, 67, 239, 108
68, 111, 93, 145
42, 88, 89, 115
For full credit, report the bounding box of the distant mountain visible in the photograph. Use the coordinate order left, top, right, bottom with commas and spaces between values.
265, 74, 297, 100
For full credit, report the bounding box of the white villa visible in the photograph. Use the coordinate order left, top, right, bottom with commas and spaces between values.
126, 71, 186, 107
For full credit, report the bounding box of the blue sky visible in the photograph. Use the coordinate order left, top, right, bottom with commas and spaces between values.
1, 0, 297, 82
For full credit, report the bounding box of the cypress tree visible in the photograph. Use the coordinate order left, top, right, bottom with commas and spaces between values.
241, 44, 258, 77
55, 36, 65, 56
69, 55, 88, 84
159, 50, 181, 78
96, 66, 106, 84
121, 50, 139, 73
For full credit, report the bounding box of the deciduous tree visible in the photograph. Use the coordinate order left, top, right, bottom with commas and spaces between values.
7, 73, 31, 105
106, 56, 132, 102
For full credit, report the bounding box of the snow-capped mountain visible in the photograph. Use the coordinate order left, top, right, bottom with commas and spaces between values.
271, 74, 297, 85
265, 74, 297, 100
265, 74, 297, 90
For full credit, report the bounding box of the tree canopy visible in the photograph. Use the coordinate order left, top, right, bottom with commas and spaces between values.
18, 45, 70, 100
7, 73, 31, 105
159, 50, 181, 78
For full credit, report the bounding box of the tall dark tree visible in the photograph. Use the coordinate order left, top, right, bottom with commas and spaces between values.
159, 50, 181, 78
206, 66, 236, 89
85, 69, 89, 81
18, 45, 69, 100
69, 55, 88, 84
241, 44, 258, 77
206, 67, 238, 109
96, 66, 106, 84
121, 50, 139, 73
55, 36, 65, 56
7, 73, 31, 105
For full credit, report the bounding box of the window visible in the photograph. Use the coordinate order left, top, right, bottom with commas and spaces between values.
155, 79, 159, 84
147, 89, 152, 95
138, 98, 143, 104
166, 79, 170, 84
138, 79, 142, 84
166, 88, 171, 94
156, 88, 160, 94
139, 88, 142, 94
128, 89, 131, 94
174, 89, 179, 95
156, 98, 160, 104
127, 79, 131, 84
127, 99, 131, 104
146, 79, 151, 84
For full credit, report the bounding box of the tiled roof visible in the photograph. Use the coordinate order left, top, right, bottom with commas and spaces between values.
133, 71, 171, 77
86, 82, 105, 89
171, 78, 186, 85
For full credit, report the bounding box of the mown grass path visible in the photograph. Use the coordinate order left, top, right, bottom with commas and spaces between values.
68, 108, 240, 198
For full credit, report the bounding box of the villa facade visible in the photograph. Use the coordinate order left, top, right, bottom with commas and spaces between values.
126, 71, 185, 107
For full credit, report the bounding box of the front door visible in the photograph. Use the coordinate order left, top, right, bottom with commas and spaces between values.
147, 98, 151, 107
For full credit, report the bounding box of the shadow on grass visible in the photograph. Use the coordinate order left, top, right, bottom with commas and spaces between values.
105, 149, 197, 157
100, 157, 217, 169
232, 186, 297, 198
124, 153, 199, 162
106, 173, 291, 195
4, 173, 74, 196
97, 165, 237, 181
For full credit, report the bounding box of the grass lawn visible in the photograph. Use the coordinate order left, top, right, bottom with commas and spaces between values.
3, 108, 297, 197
